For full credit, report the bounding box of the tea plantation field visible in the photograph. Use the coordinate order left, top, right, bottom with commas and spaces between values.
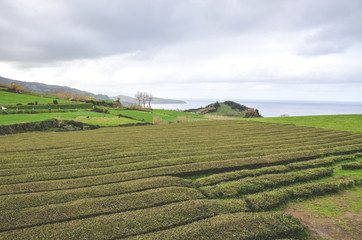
0, 120, 361, 239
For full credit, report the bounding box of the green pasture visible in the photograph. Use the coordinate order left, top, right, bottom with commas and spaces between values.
4, 103, 93, 110
0, 90, 71, 105
0, 110, 140, 126
0, 108, 200, 127
245, 114, 362, 133
110, 108, 204, 123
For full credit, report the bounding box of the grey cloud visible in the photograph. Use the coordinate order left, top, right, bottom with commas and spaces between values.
1, 0, 362, 63
294, 0, 362, 56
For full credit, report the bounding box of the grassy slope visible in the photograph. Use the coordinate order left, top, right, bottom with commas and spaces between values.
245, 114, 362, 133
110, 109, 204, 123
0, 90, 70, 105
0, 108, 202, 127
0, 111, 140, 126
1, 90, 204, 127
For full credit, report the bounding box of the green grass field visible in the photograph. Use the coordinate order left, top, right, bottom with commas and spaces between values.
110, 109, 204, 123
0, 110, 141, 126
1, 120, 361, 239
0, 109, 203, 127
245, 114, 362, 133
0, 90, 205, 127
0, 90, 71, 105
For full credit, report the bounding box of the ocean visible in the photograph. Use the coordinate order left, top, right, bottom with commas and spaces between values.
152, 99, 362, 117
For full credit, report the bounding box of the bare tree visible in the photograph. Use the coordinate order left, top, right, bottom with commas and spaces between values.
141, 92, 147, 108
145, 93, 153, 108
135, 91, 153, 108
135, 91, 143, 106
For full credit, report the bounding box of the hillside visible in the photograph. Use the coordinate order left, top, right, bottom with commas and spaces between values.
0, 76, 94, 96
185, 101, 262, 118
0, 76, 186, 104
0, 88, 202, 133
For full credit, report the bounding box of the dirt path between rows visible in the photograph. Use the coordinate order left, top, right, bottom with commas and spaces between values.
284, 190, 362, 240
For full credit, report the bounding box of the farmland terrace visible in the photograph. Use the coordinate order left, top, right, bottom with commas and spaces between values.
0, 120, 361, 239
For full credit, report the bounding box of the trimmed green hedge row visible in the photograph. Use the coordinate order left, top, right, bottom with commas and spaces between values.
0, 176, 192, 210
194, 165, 289, 187
195, 154, 357, 186
3, 135, 361, 180
1, 109, 77, 114
0, 127, 355, 172
245, 177, 361, 211
3, 146, 362, 195
0, 123, 344, 161
0, 128, 352, 167
0, 187, 204, 232
4, 103, 93, 110
286, 154, 356, 170
128, 212, 307, 240
1, 133, 357, 175
201, 167, 334, 198
0, 119, 93, 135
0, 199, 250, 240
341, 162, 362, 170
0, 147, 343, 186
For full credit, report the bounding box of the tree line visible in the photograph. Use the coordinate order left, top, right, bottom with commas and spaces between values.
135, 92, 153, 108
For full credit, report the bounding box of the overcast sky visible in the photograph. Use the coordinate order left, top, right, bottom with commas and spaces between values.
1, 0, 362, 102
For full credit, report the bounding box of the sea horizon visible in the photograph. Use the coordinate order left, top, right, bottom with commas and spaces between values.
152, 99, 362, 118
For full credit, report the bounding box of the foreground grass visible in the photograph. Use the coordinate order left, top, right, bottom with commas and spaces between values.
245, 114, 362, 133
285, 187, 362, 239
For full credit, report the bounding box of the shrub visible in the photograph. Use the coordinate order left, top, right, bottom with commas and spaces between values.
0, 187, 204, 232
201, 168, 333, 198
341, 162, 362, 170
8, 82, 25, 93
0, 176, 193, 210
93, 106, 110, 114
0, 119, 84, 135
244, 108, 262, 118
194, 165, 289, 186
0, 199, 250, 239
245, 178, 359, 211
128, 103, 144, 110
153, 116, 163, 125
132, 212, 307, 240
86, 100, 114, 107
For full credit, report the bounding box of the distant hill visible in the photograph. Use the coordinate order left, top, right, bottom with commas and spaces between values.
185, 101, 262, 118
0, 76, 95, 96
0, 76, 186, 104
